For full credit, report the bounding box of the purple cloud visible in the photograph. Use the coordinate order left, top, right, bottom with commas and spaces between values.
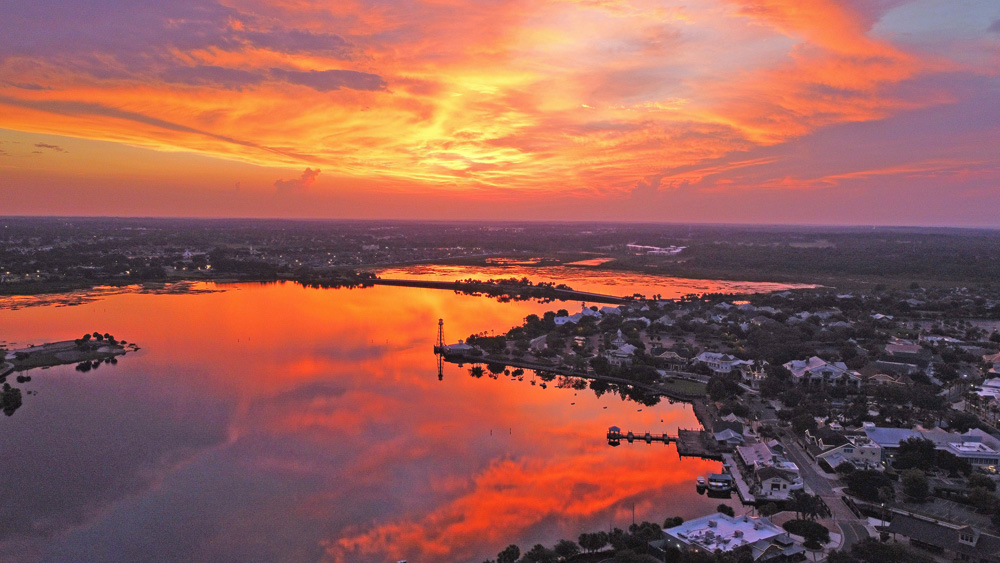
269, 68, 386, 92
34, 143, 66, 152
274, 168, 321, 193
161, 65, 264, 89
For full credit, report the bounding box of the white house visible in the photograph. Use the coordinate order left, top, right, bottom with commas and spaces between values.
736, 442, 804, 501
753, 466, 802, 501
651, 513, 793, 557
816, 436, 882, 471
694, 352, 749, 375
783, 356, 861, 389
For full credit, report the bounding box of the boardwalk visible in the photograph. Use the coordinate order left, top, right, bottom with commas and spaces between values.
722, 454, 755, 503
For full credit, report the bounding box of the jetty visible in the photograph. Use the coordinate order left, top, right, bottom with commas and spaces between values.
606, 426, 723, 461
607, 426, 676, 446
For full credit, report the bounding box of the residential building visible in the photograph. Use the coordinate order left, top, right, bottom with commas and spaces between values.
864, 425, 1000, 469
603, 330, 637, 367
752, 466, 802, 501
713, 420, 747, 448
887, 510, 1000, 563
862, 425, 921, 463
783, 356, 862, 389
656, 350, 687, 371
736, 441, 803, 501
649, 513, 802, 560
694, 352, 749, 375
815, 435, 882, 471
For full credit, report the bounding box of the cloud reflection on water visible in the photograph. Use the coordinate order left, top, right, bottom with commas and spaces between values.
0, 281, 739, 562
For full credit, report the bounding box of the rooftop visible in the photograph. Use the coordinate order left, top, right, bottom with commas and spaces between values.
864, 427, 921, 447
664, 513, 784, 553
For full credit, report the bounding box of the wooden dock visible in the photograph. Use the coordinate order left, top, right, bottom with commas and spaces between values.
606, 426, 723, 461
607, 427, 676, 446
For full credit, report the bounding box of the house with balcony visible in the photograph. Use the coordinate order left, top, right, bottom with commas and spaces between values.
694, 352, 750, 375
783, 356, 862, 389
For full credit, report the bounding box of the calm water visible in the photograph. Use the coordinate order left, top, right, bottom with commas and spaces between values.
0, 280, 751, 562
378, 264, 817, 297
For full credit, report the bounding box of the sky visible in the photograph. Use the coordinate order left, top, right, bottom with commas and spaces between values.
1, 0, 998, 225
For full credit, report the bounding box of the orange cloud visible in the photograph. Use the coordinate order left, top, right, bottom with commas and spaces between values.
0, 0, 993, 218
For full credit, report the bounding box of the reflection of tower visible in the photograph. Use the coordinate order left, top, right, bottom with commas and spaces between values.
436, 318, 444, 381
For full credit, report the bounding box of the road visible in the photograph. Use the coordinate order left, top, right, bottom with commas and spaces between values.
783, 433, 872, 550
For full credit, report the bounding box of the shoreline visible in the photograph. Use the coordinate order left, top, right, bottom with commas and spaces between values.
438, 350, 724, 461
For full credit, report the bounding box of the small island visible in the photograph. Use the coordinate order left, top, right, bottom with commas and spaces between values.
1, 331, 137, 416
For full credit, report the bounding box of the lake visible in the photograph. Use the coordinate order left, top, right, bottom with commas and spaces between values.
0, 275, 785, 562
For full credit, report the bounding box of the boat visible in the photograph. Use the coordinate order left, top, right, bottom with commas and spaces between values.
706, 473, 734, 493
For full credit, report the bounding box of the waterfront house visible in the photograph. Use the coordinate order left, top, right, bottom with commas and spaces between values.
649, 513, 802, 560
713, 420, 748, 448
443, 340, 475, 354
752, 466, 801, 501
736, 442, 804, 501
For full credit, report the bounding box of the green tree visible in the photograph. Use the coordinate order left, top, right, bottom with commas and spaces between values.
717, 503, 735, 517
758, 503, 779, 517
845, 470, 894, 502
663, 516, 684, 529
969, 473, 997, 492
894, 438, 936, 471
497, 544, 520, 563
901, 469, 929, 501
553, 539, 579, 559
519, 544, 556, 563
967, 486, 1000, 514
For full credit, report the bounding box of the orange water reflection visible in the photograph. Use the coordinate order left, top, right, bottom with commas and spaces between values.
378, 264, 816, 297
0, 282, 732, 562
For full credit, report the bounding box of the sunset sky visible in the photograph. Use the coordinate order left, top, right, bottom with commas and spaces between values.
1, 1, 998, 224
